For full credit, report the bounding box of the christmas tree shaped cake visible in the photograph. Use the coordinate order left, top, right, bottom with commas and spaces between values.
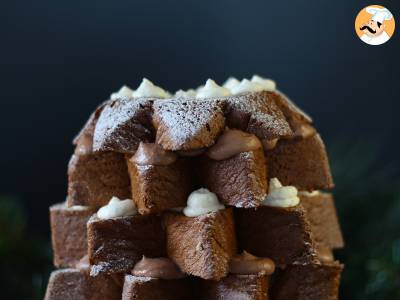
45, 76, 344, 300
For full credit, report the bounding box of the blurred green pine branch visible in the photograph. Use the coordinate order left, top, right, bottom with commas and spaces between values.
0, 197, 52, 300
329, 139, 400, 300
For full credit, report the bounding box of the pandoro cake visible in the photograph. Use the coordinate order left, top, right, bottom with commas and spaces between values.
45, 75, 344, 299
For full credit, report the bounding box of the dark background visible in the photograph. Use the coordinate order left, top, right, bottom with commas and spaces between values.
0, 0, 399, 299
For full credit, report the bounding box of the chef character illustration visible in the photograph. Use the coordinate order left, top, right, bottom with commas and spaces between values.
359, 7, 393, 45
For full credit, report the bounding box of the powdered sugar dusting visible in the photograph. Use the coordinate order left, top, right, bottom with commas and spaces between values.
93, 97, 154, 153
124, 275, 154, 283
153, 98, 226, 150
227, 91, 292, 139
74, 85, 313, 154
90, 262, 111, 276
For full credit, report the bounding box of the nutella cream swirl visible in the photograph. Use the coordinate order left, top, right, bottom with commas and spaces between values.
262, 138, 279, 151
207, 129, 262, 160
132, 256, 185, 280
229, 251, 275, 275
292, 123, 316, 139
75, 255, 90, 272
131, 142, 177, 166
318, 247, 334, 263
74, 135, 93, 155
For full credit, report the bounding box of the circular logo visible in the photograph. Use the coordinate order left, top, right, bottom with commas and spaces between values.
355, 5, 395, 45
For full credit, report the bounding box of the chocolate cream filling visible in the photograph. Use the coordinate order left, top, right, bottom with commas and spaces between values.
262, 123, 316, 151
131, 256, 185, 280
207, 129, 262, 160
131, 142, 177, 166
75, 255, 90, 272
229, 251, 275, 275
318, 247, 335, 264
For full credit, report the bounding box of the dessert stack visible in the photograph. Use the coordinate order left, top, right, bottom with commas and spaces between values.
45, 75, 344, 300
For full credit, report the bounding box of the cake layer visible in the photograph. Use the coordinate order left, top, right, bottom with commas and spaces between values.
44, 268, 122, 300
153, 98, 226, 151
267, 134, 334, 190
93, 97, 154, 153
198, 129, 267, 208
127, 156, 193, 214
199, 148, 267, 208
266, 91, 313, 133
200, 274, 270, 300
226, 91, 293, 140
67, 151, 131, 208
88, 214, 166, 276
271, 262, 343, 300
50, 203, 93, 268
164, 209, 236, 280
236, 205, 319, 267
122, 275, 193, 300
301, 192, 344, 250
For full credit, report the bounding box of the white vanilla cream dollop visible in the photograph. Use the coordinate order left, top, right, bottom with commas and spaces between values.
183, 188, 225, 217
132, 78, 170, 99
175, 89, 196, 98
251, 75, 276, 91
196, 79, 231, 99
262, 178, 300, 207
68, 205, 88, 211
97, 197, 137, 219
223, 77, 240, 90
195, 84, 204, 92
231, 79, 264, 95
298, 190, 321, 197
111, 85, 134, 100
